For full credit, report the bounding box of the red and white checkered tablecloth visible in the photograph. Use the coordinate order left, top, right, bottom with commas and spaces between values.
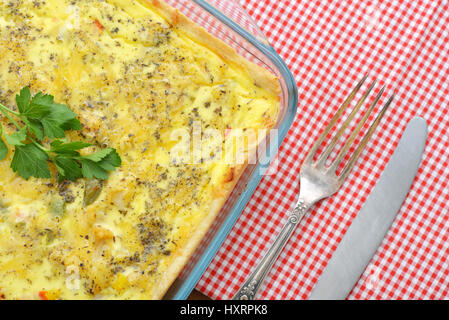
195, 0, 449, 300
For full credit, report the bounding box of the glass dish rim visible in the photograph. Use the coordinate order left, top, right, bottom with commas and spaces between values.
172, 0, 298, 300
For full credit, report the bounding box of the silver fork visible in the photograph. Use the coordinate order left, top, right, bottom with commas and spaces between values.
232, 75, 395, 300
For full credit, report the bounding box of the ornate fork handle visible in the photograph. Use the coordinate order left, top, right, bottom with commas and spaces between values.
232, 76, 394, 300
232, 198, 312, 300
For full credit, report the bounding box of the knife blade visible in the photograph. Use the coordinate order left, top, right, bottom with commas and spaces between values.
308, 117, 428, 300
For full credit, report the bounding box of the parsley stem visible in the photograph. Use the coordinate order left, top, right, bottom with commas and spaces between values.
32, 139, 50, 153
0, 103, 49, 153
0, 103, 20, 116
0, 103, 22, 130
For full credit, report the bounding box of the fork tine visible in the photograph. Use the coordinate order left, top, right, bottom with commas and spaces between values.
328, 86, 385, 173
304, 74, 368, 164
338, 93, 395, 182
316, 80, 377, 167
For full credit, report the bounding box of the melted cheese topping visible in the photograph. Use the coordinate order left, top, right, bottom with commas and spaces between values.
0, 0, 279, 299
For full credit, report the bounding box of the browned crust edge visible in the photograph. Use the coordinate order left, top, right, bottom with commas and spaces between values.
155, 163, 247, 299
145, 0, 281, 299
148, 0, 281, 96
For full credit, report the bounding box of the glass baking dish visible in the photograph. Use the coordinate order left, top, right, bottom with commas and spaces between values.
161, 0, 298, 299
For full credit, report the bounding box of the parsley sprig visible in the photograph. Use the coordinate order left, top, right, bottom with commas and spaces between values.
0, 87, 121, 181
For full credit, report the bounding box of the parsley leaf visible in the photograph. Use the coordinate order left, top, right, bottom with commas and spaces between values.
81, 148, 115, 162
0, 125, 8, 161
54, 156, 83, 182
4, 127, 27, 146
95, 149, 121, 171
25, 118, 45, 140
80, 159, 109, 180
50, 140, 92, 154
11, 143, 51, 180
19, 91, 52, 119
15, 87, 31, 114
0, 139, 7, 161
80, 149, 121, 180
40, 103, 79, 139
60, 118, 82, 131
16, 88, 80, 139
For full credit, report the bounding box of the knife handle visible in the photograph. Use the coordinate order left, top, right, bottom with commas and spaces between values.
232, 199, 312, 300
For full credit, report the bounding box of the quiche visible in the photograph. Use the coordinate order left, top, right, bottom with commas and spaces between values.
0, 0, 280, 299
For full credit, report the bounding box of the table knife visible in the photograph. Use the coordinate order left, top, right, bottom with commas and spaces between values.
308, 117, 428, 300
